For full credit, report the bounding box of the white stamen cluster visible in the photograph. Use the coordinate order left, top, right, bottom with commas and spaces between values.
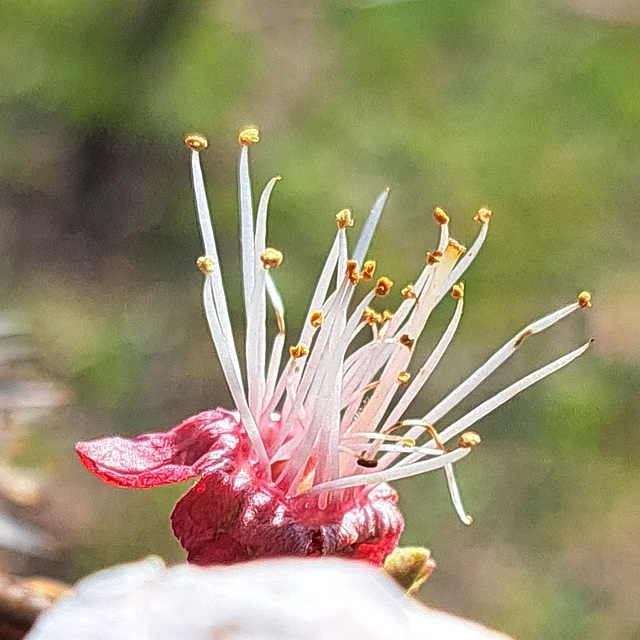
186, 130, 591, 522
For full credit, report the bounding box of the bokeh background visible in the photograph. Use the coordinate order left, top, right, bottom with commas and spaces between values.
1, 0, 639, 638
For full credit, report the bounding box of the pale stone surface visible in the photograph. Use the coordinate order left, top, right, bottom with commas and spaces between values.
28, 557, 512, 640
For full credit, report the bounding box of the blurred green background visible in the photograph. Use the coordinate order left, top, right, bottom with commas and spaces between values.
1, 0, 639, 638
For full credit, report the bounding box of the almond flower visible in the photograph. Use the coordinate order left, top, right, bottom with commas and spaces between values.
75, 128, 592, 567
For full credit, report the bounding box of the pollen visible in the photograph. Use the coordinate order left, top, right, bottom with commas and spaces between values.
458, 431, 482, 448
361, 260, 376, 281
184, 134, 208, 151
238, 126, 259, 146
399, 334, 415, 351
336, 209, 354, 229
451, 282, 465, 299
196, 255, 215, 274
578, 291, 592, 308
260, 248, 284, 269
397, 371, 411, 385
309, 310, 324, 328
346, 259, 361, 285
289, 344, 309, 359
426, 251, 442, 265
401, 284, 416, 300
474, 207, 492, 224
433, 206, 450, 225
375, 277, 393, 297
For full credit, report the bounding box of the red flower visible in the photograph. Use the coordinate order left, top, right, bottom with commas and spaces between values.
76, 128, 590, 567
76, 409, 402, 566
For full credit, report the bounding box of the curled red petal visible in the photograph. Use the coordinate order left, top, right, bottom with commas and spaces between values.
170, 471, 403, 567
75, 409, 250, 488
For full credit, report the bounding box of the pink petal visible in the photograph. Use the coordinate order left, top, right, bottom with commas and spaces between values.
75, 409, 250, 488
171, 471, 403, 567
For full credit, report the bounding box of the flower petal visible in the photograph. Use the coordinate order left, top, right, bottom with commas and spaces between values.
170, 470, 403, 567
75, 409, 249, 488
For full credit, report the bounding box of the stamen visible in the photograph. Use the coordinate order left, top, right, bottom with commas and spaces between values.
451, 282, 464, 299
376, 277, 393, 296
426, 251, 442, 265
184, 134, 208, 151
397, 371, 411, 385
361, 260, 376, 281
289, 344, 309, 359
399, 334, 415, 351
474, 206, 492, 224
382, 310, 394, 324
458, 431, 481, 448
336, 208, 354, 229
238, 126, 259, 146
196, 256, 214, 275
309, 311, 324, 328
433, 206, 450, 225
356, 456, 378, 468
346, 260, 361, 285
401, 284, 416, 300
578, 291, 592, 308
260, 248, 284, 270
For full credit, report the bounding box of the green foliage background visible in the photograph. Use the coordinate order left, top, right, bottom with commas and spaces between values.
1, 1, 639, 638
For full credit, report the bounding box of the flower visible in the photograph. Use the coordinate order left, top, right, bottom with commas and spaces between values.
27, 557, 513, 640
75, 128, 592, 567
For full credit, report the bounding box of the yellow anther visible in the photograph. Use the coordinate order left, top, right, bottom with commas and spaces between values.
397, 371, 411, 385
447, 238, 467, 254
401, 284, 416, 300
433, 206, 450, 225
289, 343, 309, 359
381, 309, 394, 324
375, 276, 393, 297
458, 431, 482, 449
196, 256, 215, 274
346, 259, 361, 285
336, 208, 354, 230
426, 251, 442, 265
401, 437, 416, 448
238, 126, 259, 146
399, 334, 415, 351
309, 310, 324, 328
361, 260, 376, 281
578, 291, 592, 308
474, 206, 492, 224
362, 307, 381, 326
260, 248, 284, 269
451, 282, 465, 299
184, 134, 208, 151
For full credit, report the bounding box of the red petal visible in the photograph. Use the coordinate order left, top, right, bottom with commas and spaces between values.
171, 471, 403, 567
75, 409, 250, 488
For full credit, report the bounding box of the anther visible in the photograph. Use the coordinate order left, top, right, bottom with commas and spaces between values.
185, 134, 208, 151
399, 334, 415, 351
361, 260, 376, 281
458, 431, 482, 448
362, 307, 381, 326
447, 238, 467, 255
401, 284, 416, 300
346, 259, 361, 285
426, 251, 442, 266
433, 207, 450, 225
260, 248, 284, 269
289, 344, 309, 359
238, 126, 259, 146
514, 329, 533, 348
474, 207, 492, 224
382, 309, 394, 324
397, 371, 411, 385
309, 310, 324, 328
375, 277, 393, 297
578, 291, 592, 309
336, 209, 354, 229
401, 437, 416, 448
196, 256, 214, 274
356, 456, 378, 468
451, 282, 464, 299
